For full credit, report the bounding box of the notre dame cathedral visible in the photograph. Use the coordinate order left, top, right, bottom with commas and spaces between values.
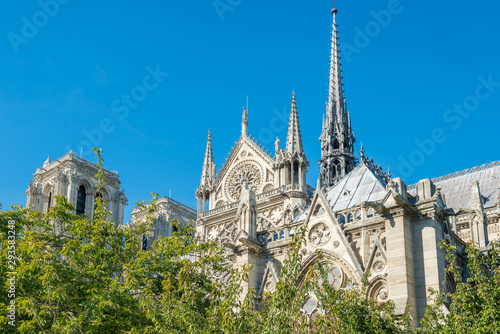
25, 7, 500, 326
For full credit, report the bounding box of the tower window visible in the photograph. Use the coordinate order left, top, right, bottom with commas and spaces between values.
293, 162, 299, 184
47, 192, 52, 210
76, 185, 86, 215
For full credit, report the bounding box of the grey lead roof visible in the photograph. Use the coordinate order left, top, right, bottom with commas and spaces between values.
325, 163, 388, 212
408, 161, 500, 209
294, 161, 499, 223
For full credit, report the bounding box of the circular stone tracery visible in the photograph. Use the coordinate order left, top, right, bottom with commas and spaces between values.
317, 265, 343, 288
226, 162, 262, 201
309, 223, 331, 246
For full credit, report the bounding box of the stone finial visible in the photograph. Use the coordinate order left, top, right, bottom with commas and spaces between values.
43, 155, 51, 168
360, 143, 365, 160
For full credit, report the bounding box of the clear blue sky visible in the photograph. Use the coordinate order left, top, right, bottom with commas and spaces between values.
1, 1, 499, 221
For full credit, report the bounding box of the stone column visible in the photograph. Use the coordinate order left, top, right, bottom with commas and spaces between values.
298, 164, 303, 187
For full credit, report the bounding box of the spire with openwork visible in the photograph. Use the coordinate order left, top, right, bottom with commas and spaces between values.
319, 7, 356, 188
196, 130, 216, 213
286, 91, 305, 158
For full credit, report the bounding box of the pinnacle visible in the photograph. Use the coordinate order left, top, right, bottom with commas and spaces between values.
286, 91, 304, 156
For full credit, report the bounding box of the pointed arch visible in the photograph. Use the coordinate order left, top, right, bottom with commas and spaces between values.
366, 275, 389, 303
76, 185, 87, 215
298, 250, 360, 290
333, 138, 340, 150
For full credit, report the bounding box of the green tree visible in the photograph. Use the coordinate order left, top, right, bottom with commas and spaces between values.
419, 241, 500, 334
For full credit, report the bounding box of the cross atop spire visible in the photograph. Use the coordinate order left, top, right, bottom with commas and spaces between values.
286, 91, 305, 157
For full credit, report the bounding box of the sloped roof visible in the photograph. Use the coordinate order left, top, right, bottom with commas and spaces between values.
325, 163, 388, 212
291, 163, 388, 223
408, 161, 500, 209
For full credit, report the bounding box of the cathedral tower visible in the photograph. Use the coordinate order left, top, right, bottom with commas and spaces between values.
319, 8, 356, 188
25, 152, 127, 226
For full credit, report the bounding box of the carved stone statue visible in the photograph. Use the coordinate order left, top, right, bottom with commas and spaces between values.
242, 107, 248, 123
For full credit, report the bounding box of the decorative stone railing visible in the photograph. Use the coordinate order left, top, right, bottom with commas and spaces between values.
200, 185, 306, 218
255, 187, 283, 200
257, 223, 300, 246
200, 201, 240, 217
335, 207, 380, 225
284, 184, 304, 192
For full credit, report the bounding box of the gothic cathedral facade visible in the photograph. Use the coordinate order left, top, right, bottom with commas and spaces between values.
193, 8, 500, 326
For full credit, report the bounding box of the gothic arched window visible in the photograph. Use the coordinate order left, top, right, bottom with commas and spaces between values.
293, 161, 299, 185
76, 185, 86, 215
333, 139, 340, 150
47, 192, 52, 210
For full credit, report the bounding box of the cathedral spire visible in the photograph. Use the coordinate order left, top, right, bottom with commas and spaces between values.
200, 130, 216, 188
327, 8, 345, 123
196, 130, 216, 213
286, 91, 304, 156
319, 6, 356, 188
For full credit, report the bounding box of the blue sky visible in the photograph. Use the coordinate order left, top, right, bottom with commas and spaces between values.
1, 0, 499, 221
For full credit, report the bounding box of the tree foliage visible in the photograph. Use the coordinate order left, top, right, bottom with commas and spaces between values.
418, 240, 500, 334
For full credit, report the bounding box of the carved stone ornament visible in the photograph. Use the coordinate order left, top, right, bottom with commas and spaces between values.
270, 207, 283, 223
208, 225, 220, 241
377, 288, 389, 302
372, 261, 385, 273
309, 223, 331, 246
226, 162, 262, 201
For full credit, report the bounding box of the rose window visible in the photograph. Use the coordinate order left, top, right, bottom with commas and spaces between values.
226, 162, 262, 201
317, 266, 343, 288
